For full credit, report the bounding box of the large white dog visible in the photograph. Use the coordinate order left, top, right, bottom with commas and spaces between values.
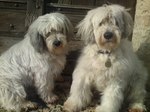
0, 13, 73, 112
64, 4, 148, 112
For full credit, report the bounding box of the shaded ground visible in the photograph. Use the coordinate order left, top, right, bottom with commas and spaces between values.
0, 75, 150, 112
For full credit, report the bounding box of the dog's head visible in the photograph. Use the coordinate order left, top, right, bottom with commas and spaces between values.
77, 4, 133, 51
27, 13, 73, 55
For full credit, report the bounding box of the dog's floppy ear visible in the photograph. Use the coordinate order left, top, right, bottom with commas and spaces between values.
122, 10, 133, 38
29, 29, 46, 53
76, 11, 95, 44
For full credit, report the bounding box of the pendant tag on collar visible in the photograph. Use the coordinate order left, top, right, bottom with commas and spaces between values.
105, 58, 111, 68
97, 49, 112, 68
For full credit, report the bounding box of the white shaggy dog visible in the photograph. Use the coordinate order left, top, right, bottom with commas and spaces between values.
0, 13, 73, 112
64, 4, 148, 112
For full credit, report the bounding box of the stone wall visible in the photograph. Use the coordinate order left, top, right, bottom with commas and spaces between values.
132, 0, 150, 108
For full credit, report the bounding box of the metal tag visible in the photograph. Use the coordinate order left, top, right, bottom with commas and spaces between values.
105, 58, 111, 68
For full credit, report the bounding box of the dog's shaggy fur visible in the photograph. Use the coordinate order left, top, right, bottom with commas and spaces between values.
64, 4, 148, 112
0, 13, 73, 112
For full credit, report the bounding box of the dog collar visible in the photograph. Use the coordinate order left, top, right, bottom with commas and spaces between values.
97, 50, 111, 54
97, 50, 112, 68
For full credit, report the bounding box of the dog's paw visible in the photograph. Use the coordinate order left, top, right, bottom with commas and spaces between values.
23, 101, 38, 111
63, 101, 76, 112
63, 107, 71, 112
129, 103, 146, 112
44, 94, 59, 104
129, 108, 144, 112
95, 106, 108, 112
63, 102, 72, 112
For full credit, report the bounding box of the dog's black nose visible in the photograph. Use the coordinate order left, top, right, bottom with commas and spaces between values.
53, 40, 62, 47
104, 32, 113, 39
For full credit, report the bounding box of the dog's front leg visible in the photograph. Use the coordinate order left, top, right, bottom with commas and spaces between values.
34, 73, 58, 104
96, 83, 124, 112
64, 73, 92, 112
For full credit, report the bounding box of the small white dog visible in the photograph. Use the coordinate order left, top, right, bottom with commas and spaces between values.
64, 4, 147, 112
0, 13, 73, 112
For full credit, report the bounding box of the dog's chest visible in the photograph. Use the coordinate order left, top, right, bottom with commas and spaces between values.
31, 54, 66, 77
91, 54, 115, 71
90, 55, 131, 91
92, 69, 112, 91
90, 54, 118, 90
48, 56, 66, 74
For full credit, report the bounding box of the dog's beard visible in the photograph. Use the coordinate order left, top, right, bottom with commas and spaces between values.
95, 29, 121, 51
99, 36, 119, 51
95, 33, 121, 51
52, 45, 68, 55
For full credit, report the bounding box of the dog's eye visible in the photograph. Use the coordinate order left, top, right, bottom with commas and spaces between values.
99, 22, 102, 26
115, 20, 119, 26
46, 32, 51, 37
